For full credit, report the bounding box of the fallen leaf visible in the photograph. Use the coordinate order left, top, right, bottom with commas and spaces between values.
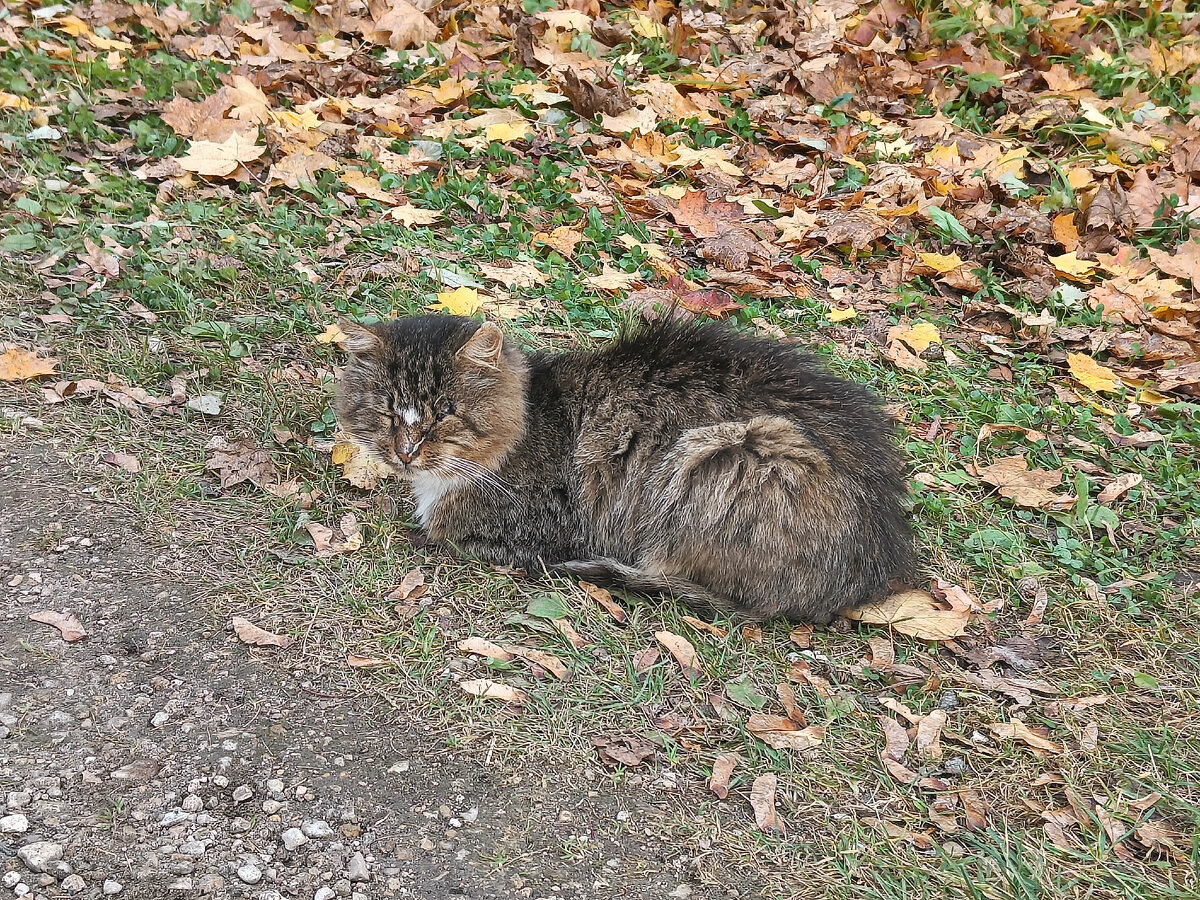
579, 581, 627, 623
176, 132, 265, 178
915, 709, 947, 760
110, 759, 161, 781
306, 513, 363, 557
101, 451, 141, 473
655, 630, 702, 679
389, 205, 442, 227
890, 322, 942, 355
206, 441, 277, 490
709, 752, 739, 799
0, 348, 58, 381
749, 774, 784, 834
788, 624, 813, 649
1068, 353, 1121, 393
315, 323, 348, 345
386, 568, 427, 602
458, 636, 513, 661
632, 646, 660, 676
1097, 473, 1143, 504
231, 616, 290, 648
681, 616, 728, 639
460, 678, 527, 703
363, 0, 438, 50
508, 646, 568, 680
530, 225, 585, 257
992, 720, 1064, 755
29, 610, 87, 642
346, 653, 391, 668
974, 455, 1071, 509
430, 286, 483, 316
843, 589, 970, 641
747, 714, 825, 751
592, 735, 658, 767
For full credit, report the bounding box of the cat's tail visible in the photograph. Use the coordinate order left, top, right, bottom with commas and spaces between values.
555, 557, 726, 617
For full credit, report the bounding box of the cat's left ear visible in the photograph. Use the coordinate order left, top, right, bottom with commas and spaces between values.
340, 320, 381, 356
457, 321, 504, 369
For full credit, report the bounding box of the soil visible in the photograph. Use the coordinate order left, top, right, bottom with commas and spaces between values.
0, 440, 746, 900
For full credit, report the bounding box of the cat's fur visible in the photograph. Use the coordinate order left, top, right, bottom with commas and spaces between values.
336, 315, 913, 623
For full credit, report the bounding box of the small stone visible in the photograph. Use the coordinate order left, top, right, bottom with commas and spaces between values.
236, 863, 262, 885
229, 817, 253, 834
939, 690, 960, 711
61, 874, 86, 893
178, 841, 206, 856
281, 828, 308, 851
346, 852, 368, 882
232, 785, 253, 803
262, 799, 285, 815
181, 795, 203, 812
13, 883, 30, 897
332, 878, 352, 898
195, 873, 225, 893
151, 711, 170, 727
2, 872, 21, 889
266, 778, 284, 794
437, 805, 452, 819
168, 876, 193, 891
556, 810, 573, 824
301, 820, 334, 839
461, 807, 479, 824
1, 812, 30, 833
160, 809, 190, 826
340, 823, 361, 839
17, 841, 64, 873
387, 762, 409, 775
7, 791, 32, 809
943, 756, 967, 775
314, 888, 336, 900
43, 861, 73, 879
103, 880, 123, 895
418, 838, 435, 851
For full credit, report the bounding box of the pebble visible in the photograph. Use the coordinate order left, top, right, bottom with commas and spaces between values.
462, 807, 479, 824
160, 809, 190, 826
181, 794, 203, 812
103, 880, 123, 895
301, 820, 334, 839
2, 873, 20, 889
61, 874, 86, 893
6, 791, 32, 809
178, 840, 206, 856
167, 876, 193, 891
266, 778, 285, 794
347, 852, 368, 882
151, 711, 170, 727
262, 799, 285, 815
232, 784, 253, 802
281, 827, 308, 851
314, 888, 335, 900
13, 883, 30, 897
0, 812, 30, 833
195, 874, 225, 893
237, 864, 262, 885
17, 841, 63, 873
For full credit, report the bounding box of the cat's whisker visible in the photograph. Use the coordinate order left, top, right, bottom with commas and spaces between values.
436, 457, 516, 503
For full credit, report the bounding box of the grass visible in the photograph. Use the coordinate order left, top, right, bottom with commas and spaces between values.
2, 0, 1199, 897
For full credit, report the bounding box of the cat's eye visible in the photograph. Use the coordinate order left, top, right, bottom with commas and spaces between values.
435, 400, 455, 420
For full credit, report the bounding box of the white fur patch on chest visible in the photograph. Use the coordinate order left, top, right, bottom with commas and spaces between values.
408, 471, 465, 527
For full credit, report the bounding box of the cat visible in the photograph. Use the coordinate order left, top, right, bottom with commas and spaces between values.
336, 314, 914, 623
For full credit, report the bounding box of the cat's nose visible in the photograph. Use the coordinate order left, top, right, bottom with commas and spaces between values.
395, 435, 421, 464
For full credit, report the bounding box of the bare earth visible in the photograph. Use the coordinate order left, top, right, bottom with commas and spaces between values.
0, 440, 745, 900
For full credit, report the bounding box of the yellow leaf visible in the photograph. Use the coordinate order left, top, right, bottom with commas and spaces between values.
843, 590, 970, 641
315, 322, 347, 345
630, 12, 666, 39
918, 252, 964, 273
925, 142, 961, 168
485, 121, 533, 143
890, 322, 942, 354
431, 76, 478, 105
176, 133, 265, 178
1068, 352, 1121, 393
1049, 251, 1096, 281
0, 91, 32, 111
331, 439, 356, 465
340, 169, 397, 204
56, 15, 92, 37
430, 287, 483, 316
510, 82, 569, 107
388, 205, 441, 227
0, 348, 59, 381
827, 306, 857, 322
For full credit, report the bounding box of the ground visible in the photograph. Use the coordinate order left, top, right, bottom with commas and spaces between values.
2, 1, 1200, 899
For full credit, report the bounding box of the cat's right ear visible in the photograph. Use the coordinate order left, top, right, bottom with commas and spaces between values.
457, 321, 504, 369
339, 320, 381, 356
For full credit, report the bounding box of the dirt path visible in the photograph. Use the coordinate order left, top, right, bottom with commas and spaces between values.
0, 440, 741, 900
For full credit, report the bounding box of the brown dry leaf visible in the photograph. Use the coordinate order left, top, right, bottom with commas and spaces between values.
0, 348, 58, 381
460, 678, 528, 704
878, 715, 911, 762
592, 734, 658, 767
776, 684, 806, 724
387, 568, 427, 602
509, 646, 568, 680
176, 132, 265, 178
709, 752, 739, 799
961, 790, 990, 831
655, 630, 702, 679
206, 441, 277, 490
974, 455, 1071, 509
101, 451, 141, 473
29, 610, 88, 642
1157, 362, 1200, 392
231, 616, 290, 648
656, 189, 746, 239
788, 624, 813, 649
331, 437, 393, 490
843, 589, 970, 641
1097, 473, 1143, 504
883, 340, 928, 374
992, 720, 1064, 755
631, 646, 660, 677
579, 580, 627, 623
747, 714, 825, 751
458, 636, 513, 661
531, 225, 585, 257
681, 615, 728, 639
915, 709, 947, 760
749, 774, 784, 834
1148, 241, 1200, 283
346, 653, 391, 668
306, 513, 363, 558
363, 0, 438, 50
340, 169, 397, 204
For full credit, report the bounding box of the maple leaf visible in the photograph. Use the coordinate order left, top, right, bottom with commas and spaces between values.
0, 348, 58, 381
654, 190, 745, 239
430, 287, 483, 316
176, 132, 265, 177
363, 0, 438, 50
843, 589, 970, 641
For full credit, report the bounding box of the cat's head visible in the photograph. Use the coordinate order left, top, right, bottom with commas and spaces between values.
335, 315, 528, 477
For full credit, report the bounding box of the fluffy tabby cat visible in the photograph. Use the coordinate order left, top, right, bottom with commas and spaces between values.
336, 315, 913, 623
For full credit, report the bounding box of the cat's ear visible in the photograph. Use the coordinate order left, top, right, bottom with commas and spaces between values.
340, 320, 381, 356
457, 321, 504, 369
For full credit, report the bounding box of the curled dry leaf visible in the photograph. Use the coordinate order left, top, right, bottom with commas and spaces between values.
331, 437, 394, 490
788, 624, 813, 649
776, 683, 806, 724
655, 630, 701, 679
459, 678, 527, 704
101, 451, 141, 473
1097, 473, 1143, 504
579, 580, 627, 623
206, 441, 277, 490
843, 589, 970, 641
747, 714, 825, 751
592, 735, 657, 767
681, 615, 728, 639
306, 513, 363, 558
973, 454, 1072, 510
231, 616, 291, 648
386, 568, 427, 602
458, 637, 513, 661
749, 774, 784, 834
709, 752, 739, 799
29, 610, 88, 642
631, 646, 660, 677
915, 709, 947, 760
346, 653, 390, 668
992, 720, 1064, 755
0, 348, 58, 381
